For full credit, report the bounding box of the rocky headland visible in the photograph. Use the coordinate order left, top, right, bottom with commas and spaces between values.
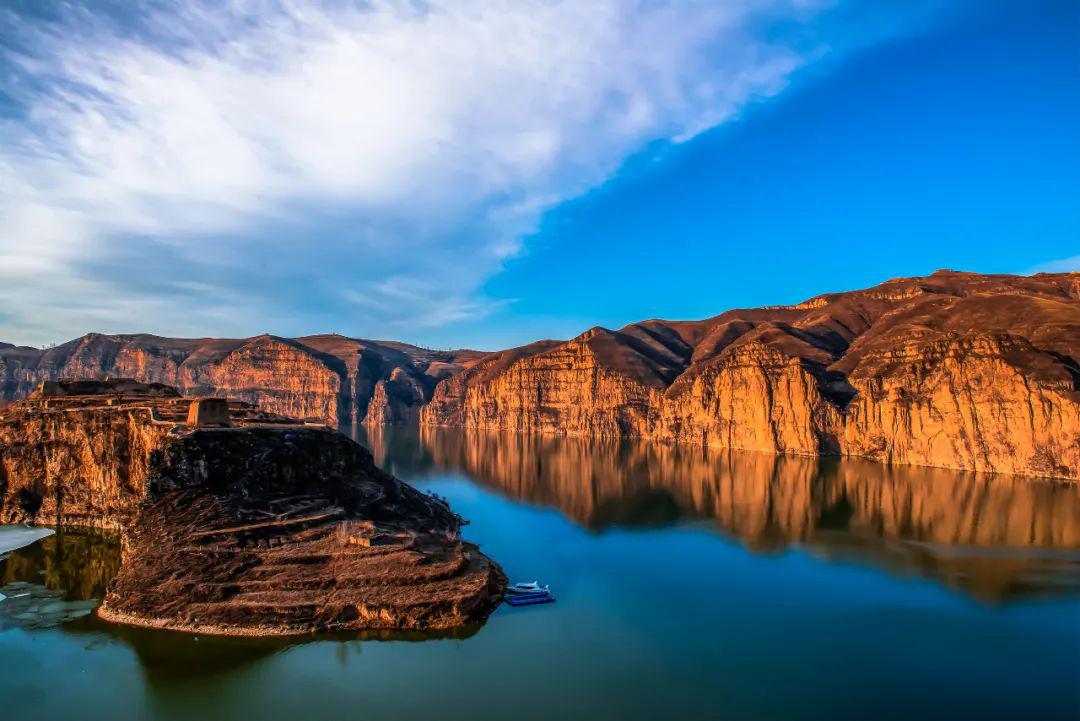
0, 380, 504, 635
2, 270, 1077, 480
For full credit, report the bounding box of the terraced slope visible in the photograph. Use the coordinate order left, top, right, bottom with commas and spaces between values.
0, 383, 504, 635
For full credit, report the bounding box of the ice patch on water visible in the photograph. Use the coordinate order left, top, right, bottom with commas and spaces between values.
0, 582, 99, 629
0, 525, 55, 554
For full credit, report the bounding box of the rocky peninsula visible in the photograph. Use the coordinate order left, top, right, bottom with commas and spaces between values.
0, 380, 504, 636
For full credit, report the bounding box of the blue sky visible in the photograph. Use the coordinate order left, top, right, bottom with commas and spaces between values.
0, 0, 1076, 349
477, 0, 1080, 345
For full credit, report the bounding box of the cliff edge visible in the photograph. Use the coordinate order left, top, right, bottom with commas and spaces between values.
421, 271, 1080, 480
0, 381, 504, 635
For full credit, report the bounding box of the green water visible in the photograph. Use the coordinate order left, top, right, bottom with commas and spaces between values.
2, 427, 1079, 720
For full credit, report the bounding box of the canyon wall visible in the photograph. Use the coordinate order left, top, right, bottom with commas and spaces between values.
420, 271, 1080, 480
0, 404, 174, 529
3, 270, 1076, 479
0, 333, 485, 427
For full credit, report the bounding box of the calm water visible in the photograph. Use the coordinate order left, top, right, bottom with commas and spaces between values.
2, 427, 1079, 721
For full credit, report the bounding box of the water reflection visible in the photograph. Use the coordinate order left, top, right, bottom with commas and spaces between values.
0, 529, 119, 630
0, 430, 1078, 720
1, 528, 120, 599
359, 425, 1080, 602
0, 528, 486, 686
76, 623, 484, 687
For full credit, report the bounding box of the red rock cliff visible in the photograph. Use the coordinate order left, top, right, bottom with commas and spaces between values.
0, 333, 485, 427
4, 271, 1076, 480
421, 271, 1080, 480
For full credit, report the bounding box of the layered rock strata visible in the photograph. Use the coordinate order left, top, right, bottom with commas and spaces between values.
421, 271, 1080, 480
0, 381, 504, 635
2, 270, 1076, 480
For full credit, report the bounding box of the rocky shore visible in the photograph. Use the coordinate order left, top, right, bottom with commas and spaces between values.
0, 380, 504, 635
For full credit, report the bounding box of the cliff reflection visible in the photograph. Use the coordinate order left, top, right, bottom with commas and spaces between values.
361, 426, 1080, 602
0, 525, 484, 685
1, 528, 120, 600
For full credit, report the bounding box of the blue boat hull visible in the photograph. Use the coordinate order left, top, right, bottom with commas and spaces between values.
503, 592, 556, 606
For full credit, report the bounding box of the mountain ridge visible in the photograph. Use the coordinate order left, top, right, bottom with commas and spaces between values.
420, 270, 1080, 480
0, 331, 487, 426
2, 270, 1078, 479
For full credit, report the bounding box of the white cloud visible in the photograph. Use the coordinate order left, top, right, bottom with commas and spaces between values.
1026, 255, 1080, 274
0, 0, 917, 346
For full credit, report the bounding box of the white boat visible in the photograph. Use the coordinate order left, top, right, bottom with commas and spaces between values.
506, 581, 549, 595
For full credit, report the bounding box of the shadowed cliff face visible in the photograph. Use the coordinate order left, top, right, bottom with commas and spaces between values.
371, 427, 1080, 602
100, 428, 503, 635
0, 334, 486, 427
421, 271, 1080, 480
0, 390, 505, 635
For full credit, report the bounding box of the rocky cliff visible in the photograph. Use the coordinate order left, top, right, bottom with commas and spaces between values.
0, 334, 486, 427
421, 271, 1080, 480
0, 382, 504, 635
4, 270, 1077, 480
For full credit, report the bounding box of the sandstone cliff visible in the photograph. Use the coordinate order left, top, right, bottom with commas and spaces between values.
421, 271, 1080, 480
4, 270, 1076, 479
0, 333, 485, 427
0, 383, 504, 635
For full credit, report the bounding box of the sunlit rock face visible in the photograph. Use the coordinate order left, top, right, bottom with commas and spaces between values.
0, 334, 485, 427
0, 403, 174, 530
2, 270, 1076, 478
421, 271, 1080, 480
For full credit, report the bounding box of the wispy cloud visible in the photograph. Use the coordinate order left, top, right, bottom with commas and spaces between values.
0, 0, 932, 346
1025, 255, 1080, 274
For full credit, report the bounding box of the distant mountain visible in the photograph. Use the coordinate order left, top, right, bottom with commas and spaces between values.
0, 332, 487, 426
3, 270, 1077, 479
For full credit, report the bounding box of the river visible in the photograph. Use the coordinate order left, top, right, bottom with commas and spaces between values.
2, 427, 1078, 720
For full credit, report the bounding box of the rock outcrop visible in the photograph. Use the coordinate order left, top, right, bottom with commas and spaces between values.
0, 334, 486, 427
421, 271, 1080, 480
0, 381, 504, 635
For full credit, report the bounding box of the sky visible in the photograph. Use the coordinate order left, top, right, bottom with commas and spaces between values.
0, 0, 1077, 349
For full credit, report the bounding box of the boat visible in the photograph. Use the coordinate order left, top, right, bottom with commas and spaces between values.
506, 581, 549, 595
503, 580, 555, 606
503, 592, 556, 607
